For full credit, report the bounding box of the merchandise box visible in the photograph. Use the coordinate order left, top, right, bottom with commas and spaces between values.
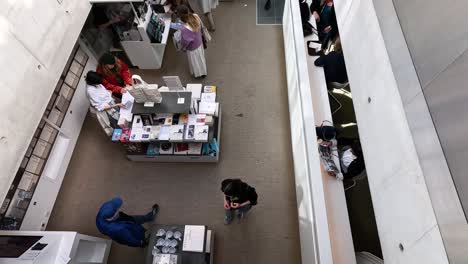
64, 71, 80, 89
54, 94, 69, 112
69, 60, 84, 76
17, 172, 38, 192
60, 82, 74, 100
39, 124, 58, 143
25, 156, 44, 175
48, 109, 65, 126
32, 139, 52, 159
74, 48, 88, 65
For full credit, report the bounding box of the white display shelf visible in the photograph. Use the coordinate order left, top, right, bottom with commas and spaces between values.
127, 108, 222, 163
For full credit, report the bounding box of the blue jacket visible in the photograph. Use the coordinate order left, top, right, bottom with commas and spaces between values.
96, 197, 146, 247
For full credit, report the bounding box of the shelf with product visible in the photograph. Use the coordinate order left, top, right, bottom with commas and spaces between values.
0, 45, 92, 231
85, 0, 171, 69
112, 83, 222, 162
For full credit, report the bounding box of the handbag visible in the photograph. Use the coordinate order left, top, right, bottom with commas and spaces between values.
128, 75, 162, 103
196, 14, 211, 49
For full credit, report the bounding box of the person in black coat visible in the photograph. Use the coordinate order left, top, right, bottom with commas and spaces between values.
310, 0, 338, 47
314, 51, 348, 89
221, 179, 258, 225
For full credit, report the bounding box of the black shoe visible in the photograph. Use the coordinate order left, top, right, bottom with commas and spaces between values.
152, 204, 160, 216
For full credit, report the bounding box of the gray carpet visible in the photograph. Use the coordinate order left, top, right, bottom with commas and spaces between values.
47, 1, 302, 264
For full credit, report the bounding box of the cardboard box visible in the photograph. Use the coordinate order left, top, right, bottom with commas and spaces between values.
54, 94, 69, 112
64, 71, 80, 89
60, 82, 74, 100
74, 48, 88, 65
17, 172, 38, 192
69, 60, 84, 76
39, 124, 58, 143
25, 156, 45, 175
33, 139, 52, 159
48, 109, 65, 126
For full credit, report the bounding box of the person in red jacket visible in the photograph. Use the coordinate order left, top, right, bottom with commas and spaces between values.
97, 53, 132, 98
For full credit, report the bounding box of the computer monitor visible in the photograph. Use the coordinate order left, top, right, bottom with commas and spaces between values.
0, 235, 42, 258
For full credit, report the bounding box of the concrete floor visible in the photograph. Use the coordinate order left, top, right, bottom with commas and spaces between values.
47, 1, 302, 264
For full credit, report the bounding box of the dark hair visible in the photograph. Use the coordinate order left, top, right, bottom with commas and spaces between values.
221, 179, 244, 196
85, 71, 103, 85
99, 53, 116, 65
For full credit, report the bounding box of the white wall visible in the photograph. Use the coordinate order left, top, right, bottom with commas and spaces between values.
334, 0, 449, 263
0, 1, 92, 201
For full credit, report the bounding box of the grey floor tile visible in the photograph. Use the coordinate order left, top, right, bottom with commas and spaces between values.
257, 16, 277, 25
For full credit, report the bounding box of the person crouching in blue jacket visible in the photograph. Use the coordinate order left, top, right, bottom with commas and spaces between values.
96, 197, 159, 247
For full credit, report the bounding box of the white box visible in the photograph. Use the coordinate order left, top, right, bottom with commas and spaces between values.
187, 83, 202, 99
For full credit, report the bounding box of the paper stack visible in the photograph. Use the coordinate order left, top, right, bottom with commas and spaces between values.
186, 83, 202, 100
182, 225, 206, 252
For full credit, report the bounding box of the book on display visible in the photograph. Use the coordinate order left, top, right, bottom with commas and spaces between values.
150, 126, 161, 140
184, 125, 195, 141
130, 127, 143, 142
112, 129, 122, 141
198, 102, 217, 115
194, 125, 209, 142
141, 126, 152, 142
132, 115, 143, 128
120, 128, 132, 142
158, 126, 171, 140
174, 143, 189, 155
170, 125, 185, 141
203, 86, 216, 93
188, 143, 202, 155
187, 83, 202, 99
182, 225, 206, 252
201, 92, 216, 102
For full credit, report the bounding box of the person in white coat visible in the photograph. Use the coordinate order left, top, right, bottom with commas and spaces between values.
85, 71, 124, 128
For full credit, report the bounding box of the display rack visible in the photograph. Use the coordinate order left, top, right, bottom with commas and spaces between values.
113, 85, 222, 163
0, 45, 92, 230
119, 1, 171, 69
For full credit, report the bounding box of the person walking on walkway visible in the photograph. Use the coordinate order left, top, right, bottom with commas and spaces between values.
96, 197, 159, 247
221, 179, 258, 225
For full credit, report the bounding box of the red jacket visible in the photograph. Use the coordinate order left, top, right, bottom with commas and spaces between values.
97, 58, 132, 94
